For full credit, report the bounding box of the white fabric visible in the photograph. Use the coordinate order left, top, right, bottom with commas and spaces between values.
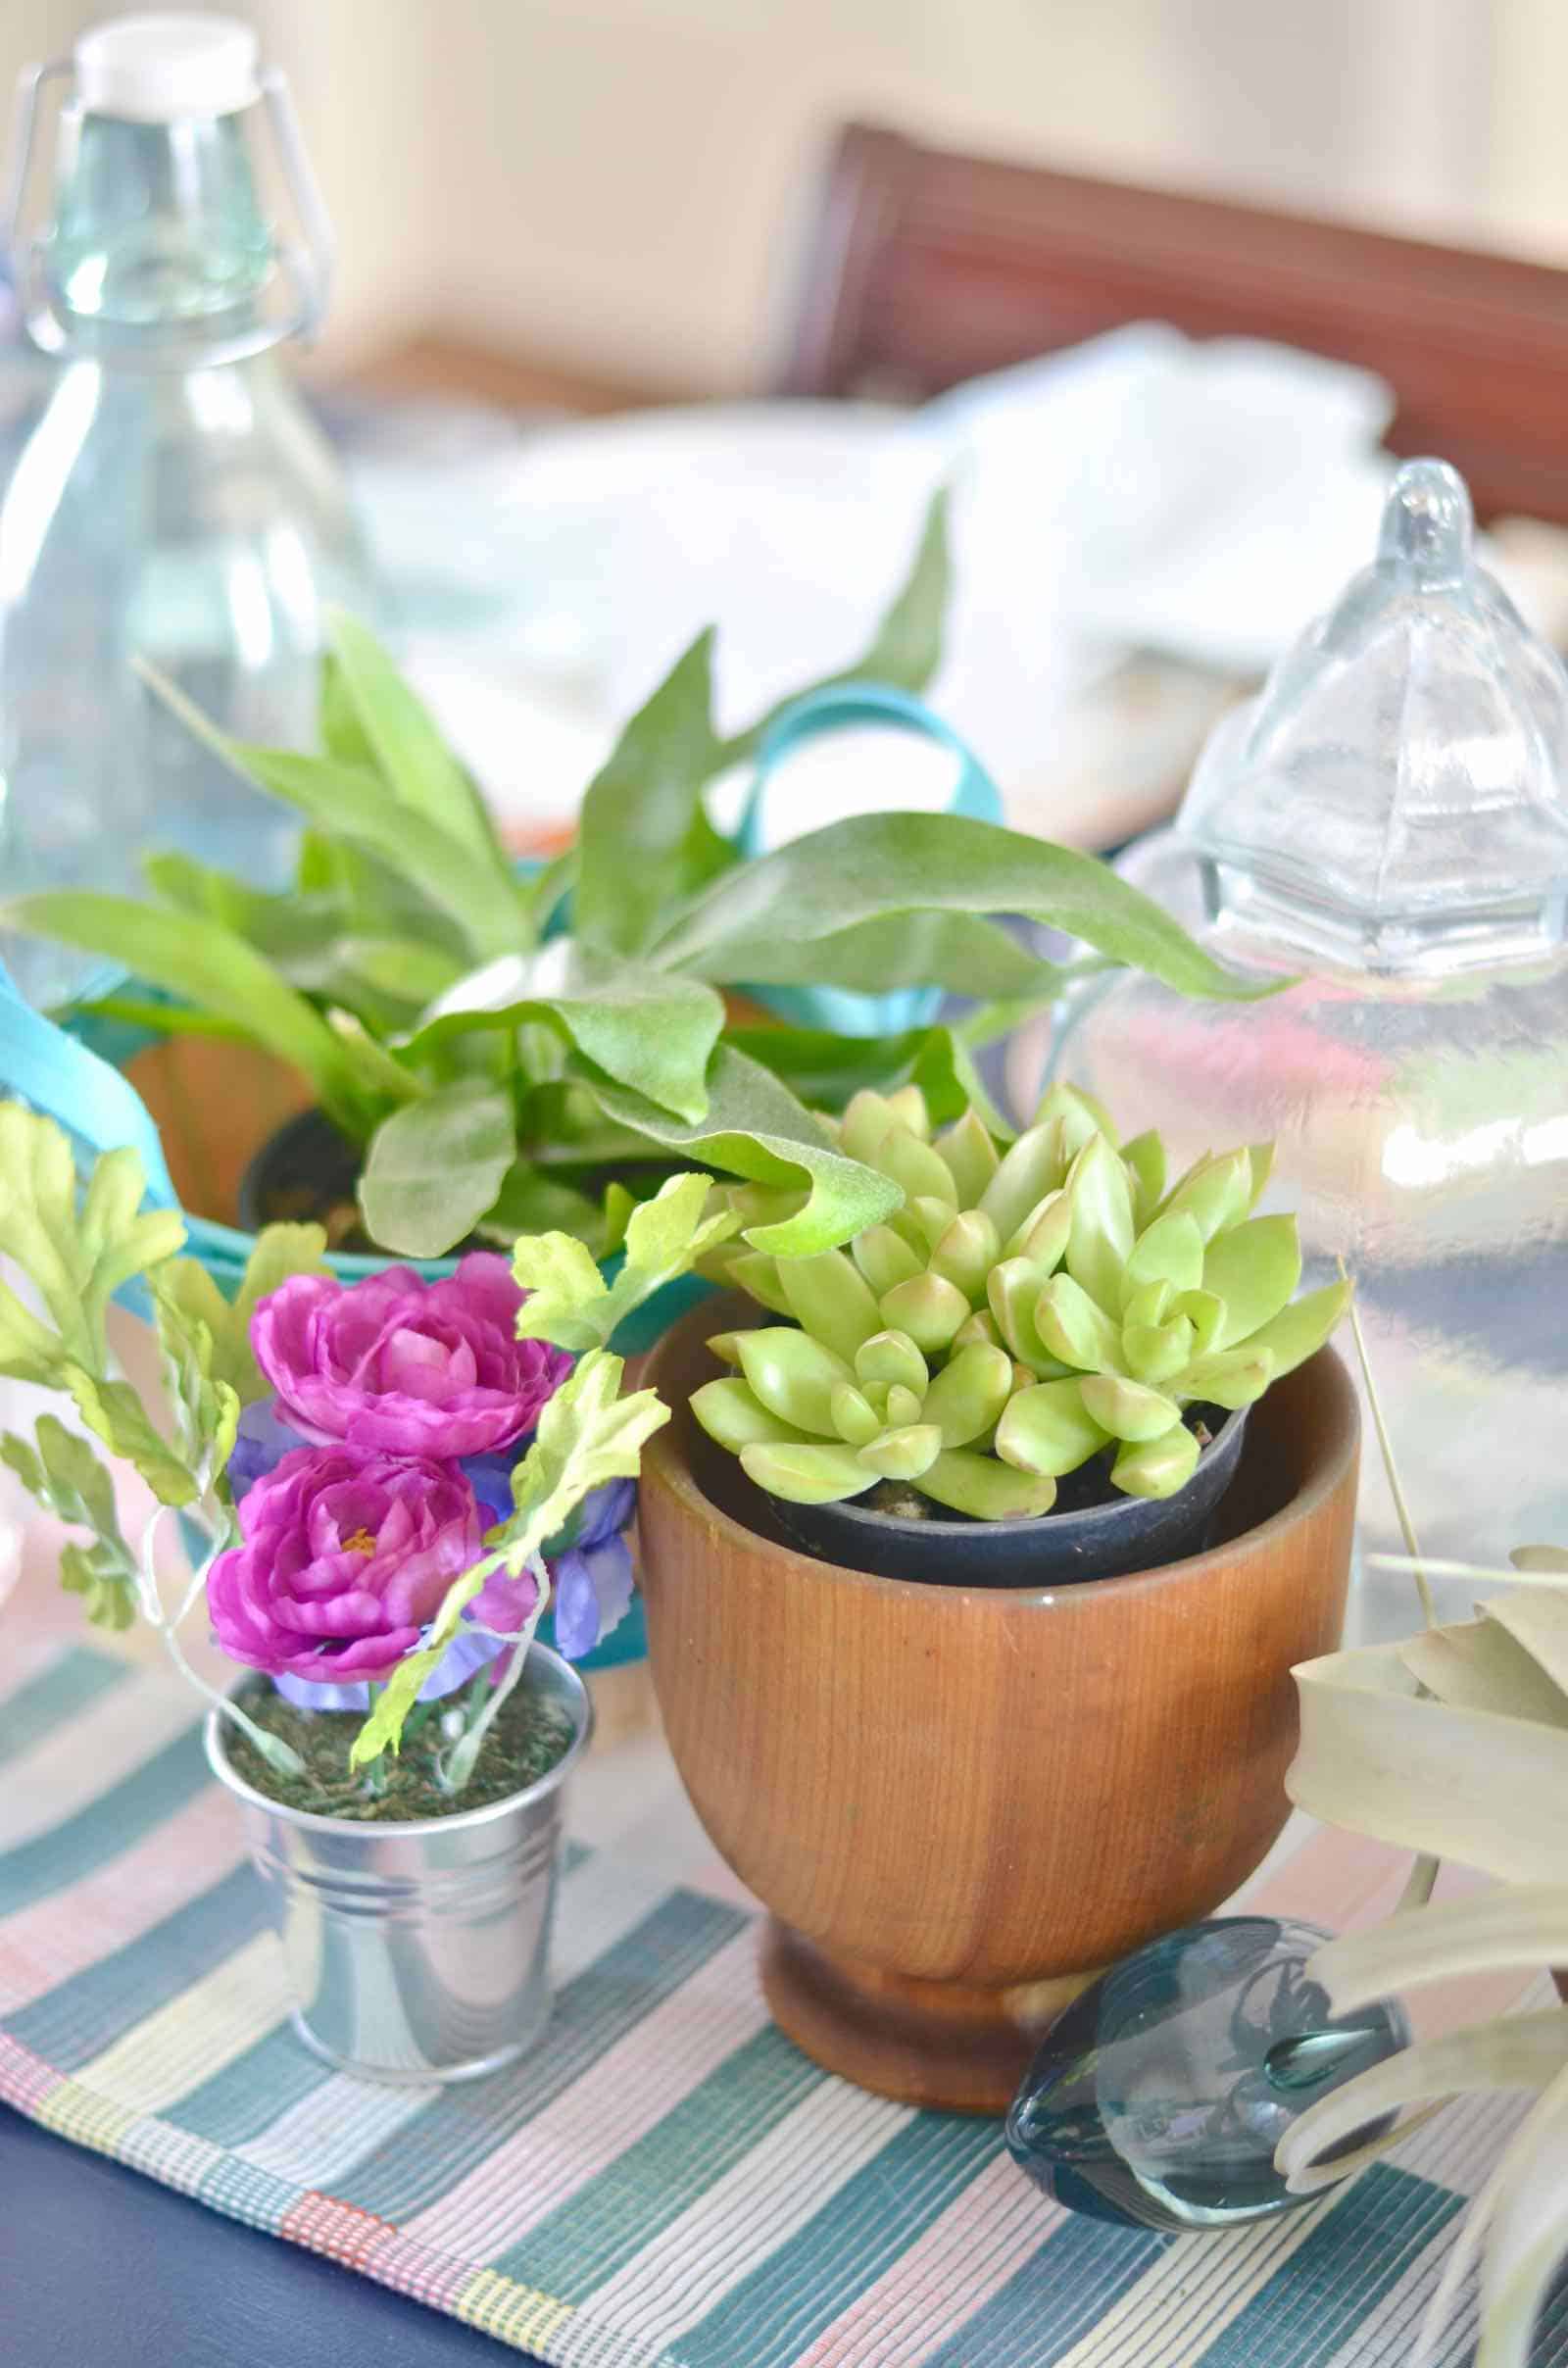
350, 328, 1397, 840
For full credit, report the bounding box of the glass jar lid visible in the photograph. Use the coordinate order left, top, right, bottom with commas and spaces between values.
1178, 458, 1568, 971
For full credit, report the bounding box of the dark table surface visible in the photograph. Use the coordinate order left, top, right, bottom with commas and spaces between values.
0, 2105, 541, 2368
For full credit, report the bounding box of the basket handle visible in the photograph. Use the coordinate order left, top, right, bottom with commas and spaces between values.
0, 964, 176, 1205
734, 682, 1002, 856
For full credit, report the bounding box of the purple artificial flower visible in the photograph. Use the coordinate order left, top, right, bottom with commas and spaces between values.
272, 1560, 541, 1711
207, 1446, 534, 1685
549, 1477, 637, 1660
251, 1253, 572, 1459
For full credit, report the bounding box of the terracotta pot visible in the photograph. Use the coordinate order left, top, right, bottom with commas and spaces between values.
637, 1296, 1360, 2113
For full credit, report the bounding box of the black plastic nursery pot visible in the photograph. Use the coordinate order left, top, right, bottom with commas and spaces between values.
238, 1106, 364, 1242
760, 1403, 1250, 1587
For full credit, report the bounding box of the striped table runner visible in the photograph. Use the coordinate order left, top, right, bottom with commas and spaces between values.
0, 1624, 1559, 2367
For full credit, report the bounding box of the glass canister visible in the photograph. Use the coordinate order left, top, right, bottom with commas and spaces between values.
1032, 458, 1568, 1640
1, 14, 377, 1004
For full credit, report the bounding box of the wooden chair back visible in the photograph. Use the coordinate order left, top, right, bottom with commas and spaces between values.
777, 123, 1568, 523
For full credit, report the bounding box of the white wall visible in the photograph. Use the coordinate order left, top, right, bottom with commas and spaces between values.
5, 0, 1567, 387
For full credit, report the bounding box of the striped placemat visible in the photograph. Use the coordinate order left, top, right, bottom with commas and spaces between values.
0, 1623, 1559, 2367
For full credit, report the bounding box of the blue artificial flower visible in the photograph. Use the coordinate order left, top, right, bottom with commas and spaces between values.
227, 1398, 308, 1502
549, 1478, 637, 1659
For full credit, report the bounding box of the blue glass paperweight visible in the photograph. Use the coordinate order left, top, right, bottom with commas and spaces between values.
1006, 1917, 1410, 2233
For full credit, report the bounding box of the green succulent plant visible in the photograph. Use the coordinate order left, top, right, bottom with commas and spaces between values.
691, 1081, 1349, 1519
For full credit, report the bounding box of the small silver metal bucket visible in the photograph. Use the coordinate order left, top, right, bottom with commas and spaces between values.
206, 1647, 592, 2084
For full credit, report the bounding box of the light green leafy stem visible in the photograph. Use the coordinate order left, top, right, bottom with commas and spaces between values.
513, 1170, 738, 1353
0, 1106, 325, 1774
350, 1349, 670, 1771
372, 1174, 726, 1783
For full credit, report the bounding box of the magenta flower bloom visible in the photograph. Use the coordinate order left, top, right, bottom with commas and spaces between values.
252, 1254, 572, 1458
207, 1448, 498, 1683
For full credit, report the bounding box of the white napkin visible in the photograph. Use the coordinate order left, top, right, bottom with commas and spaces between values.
350, 328, 1397, 840
928, 324, 1394, 680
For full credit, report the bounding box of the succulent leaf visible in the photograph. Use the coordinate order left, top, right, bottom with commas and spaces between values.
936, 1108, 1001, 1205
995, 1377, 1108, 1476
1178, 1346, 1274, 1409
1034, 1080, 1117, 1153
953, 1307, 1005, 1354
884, 1382, 924, 1427
1123, 1277, 1173, 1330
878, 1271, 970, 1353
1122, 1209, 1204, 1305
734, 1327, 855, 1432
830, 1380, 883, 1447
691, 1376, 816, 1454
1064, 1132, 1136, 1311
909, 1194, 959, 1252
855, 1328, 929, 1397
922, 1341, 1014, 1448
852, 1223, 923, 1297
728, 1250, 795, 1314
1123, 1313, 1196, 1386
841, 1089, 906, 1164
1200, 1214, 1301, 1347
741, 1439, 878, 1504
858, 1423, 943, 1481
1004, 1186, 1073, 1270
1245, 1140, 1275, 1213
1159, 1147, 1252, 1241
978, 1117, 1068, 1243
705, 1330, 750, 1367
1238, 1277, 1350, 1378
1111, 1422, 1201, 1499
929, 1208, 1001, 1302
883, 1084, 932, 1139
1120, 1126, 1166, 1222
776, 1248, 884, 1364
872, 1126, 959, 1209
917, 1450, 1057, 1520
1079, 1371, 1182, 1443
1174, 1287, 1226, 1358
987, 1257, 1056, 1368
1034, 1272, 1121, 1372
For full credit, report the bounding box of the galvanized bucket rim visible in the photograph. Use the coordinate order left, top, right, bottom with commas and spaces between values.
203, 1642, 594, 1841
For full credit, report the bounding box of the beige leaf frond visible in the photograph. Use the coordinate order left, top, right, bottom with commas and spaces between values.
1276, 2012, 1568, 2195
1420, 2060, 1568, 2366
1482, 1590, 1568, 1701
1398, 1617, 1568, 1729
1290, 1647, 1568, 1883
1309, 1887, 1568, 2015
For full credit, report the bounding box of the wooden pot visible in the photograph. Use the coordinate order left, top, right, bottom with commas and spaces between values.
637, 1297, 1360, 2113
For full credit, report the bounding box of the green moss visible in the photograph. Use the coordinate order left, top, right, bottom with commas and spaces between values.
222, 1674, 576, 1823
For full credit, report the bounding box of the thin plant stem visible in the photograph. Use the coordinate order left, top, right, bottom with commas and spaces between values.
362, 1686, 388, 1797
1340, 1258, 1434, 1628
136, 1501, 306, 1781
437, 1559, 552, 1796
1336, 1260, 1439, 1914
1368, 1553, 1568, 1595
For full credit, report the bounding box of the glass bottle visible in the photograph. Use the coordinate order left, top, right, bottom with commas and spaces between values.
1035, 459, 1568, 1641
1, 14, 376, 1005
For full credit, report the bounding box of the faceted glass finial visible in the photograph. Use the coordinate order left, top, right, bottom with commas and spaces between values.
1376, 457, 1472, 586
1178, 458, 1568, 971
1006, 1917, 1409, 2234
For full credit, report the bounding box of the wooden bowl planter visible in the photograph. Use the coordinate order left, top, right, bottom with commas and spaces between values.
637, 1297, 1360, 2112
